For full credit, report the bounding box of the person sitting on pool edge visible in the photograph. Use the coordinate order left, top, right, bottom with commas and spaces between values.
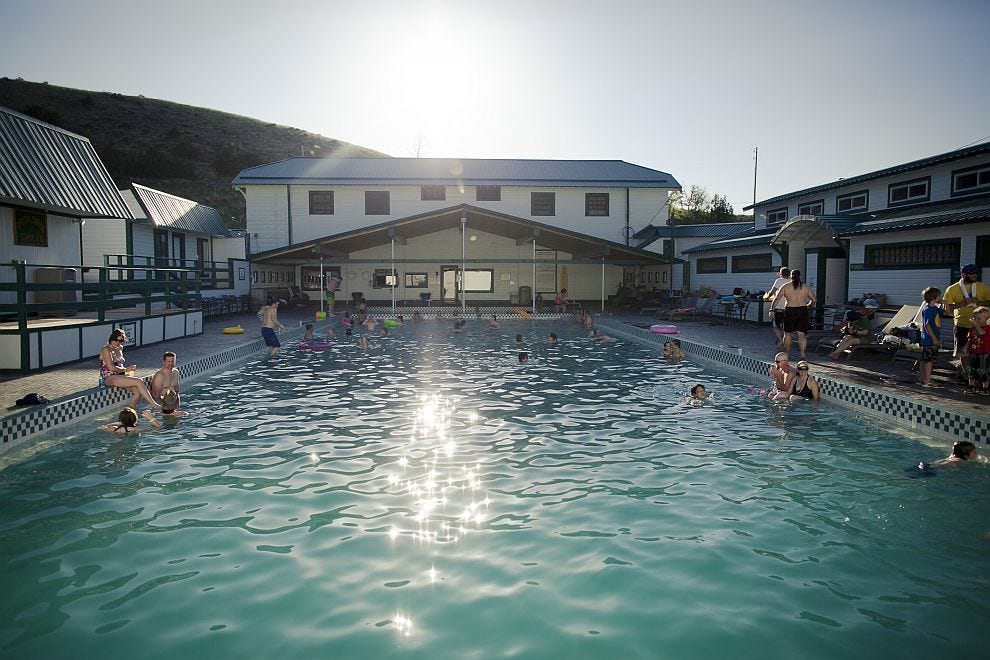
101, 407, 160, 433
662, 339, 684, 359
100, 329, 160, 410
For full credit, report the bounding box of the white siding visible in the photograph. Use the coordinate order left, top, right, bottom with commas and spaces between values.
687, 247, 782, 297
81, 217, 127, 267
247, 184, 673, 251
845, 222, 990, 306
0, 208, 83, 304
132, 224, 156, 259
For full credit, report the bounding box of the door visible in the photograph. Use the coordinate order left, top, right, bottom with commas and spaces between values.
441, 266, 459, 303
154, 229, 168, 279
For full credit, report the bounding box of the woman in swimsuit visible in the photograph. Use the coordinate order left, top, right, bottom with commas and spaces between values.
785, 360, 820, 401
100, 329, 159, 409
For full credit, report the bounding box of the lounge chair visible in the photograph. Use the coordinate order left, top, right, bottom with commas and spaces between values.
669, 295, 714, 321
817, 304, 920, 360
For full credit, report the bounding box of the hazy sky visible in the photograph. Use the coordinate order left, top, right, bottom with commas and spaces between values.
2, 0, 988, 213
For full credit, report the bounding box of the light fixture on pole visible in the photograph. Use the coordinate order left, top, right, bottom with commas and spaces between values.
461, 210, 467, 313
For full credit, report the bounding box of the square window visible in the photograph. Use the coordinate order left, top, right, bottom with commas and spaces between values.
766, 208, 788, 224
365, 191, 390, 215
531, 192, 555, 216
797, 200, 824, 215
309, 191, 334, 215
585, 193, 609, 216
888, 178, 929, 206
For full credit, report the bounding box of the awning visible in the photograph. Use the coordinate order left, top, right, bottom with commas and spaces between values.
770, 214, 857, 247
251, 203, 677, 266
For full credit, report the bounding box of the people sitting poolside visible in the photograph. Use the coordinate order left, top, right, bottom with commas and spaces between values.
99, 329, 159, 410
101, 407, 160, 433
662, 339, 684, 359
828, 309, 874, 359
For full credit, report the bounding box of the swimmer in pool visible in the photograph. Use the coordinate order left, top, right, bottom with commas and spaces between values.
662, 339, 684, 359
548, 332, 558, 347
303, 323, 315, 341
101, 407, 160, 433
359, 335, 370, 351
518, 351, 530, 363
590, 329, 613, 342
690, 384, 708, 400
489, 315, 499, 331
934, 441, 978, 467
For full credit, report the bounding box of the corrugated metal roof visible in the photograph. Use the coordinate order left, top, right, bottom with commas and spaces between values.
0, 105, 132, 219
129, 183, 230, 236
233, 157, 681, 189
838, 194, 990, 236
682, 228, 778, 254
657, 222, 753, 238
745, 141, 990, 211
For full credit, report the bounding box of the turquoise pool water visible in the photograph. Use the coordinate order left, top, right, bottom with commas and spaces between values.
1, 321, 988, 659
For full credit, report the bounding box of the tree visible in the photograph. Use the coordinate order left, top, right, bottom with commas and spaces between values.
710, 194, 734, 222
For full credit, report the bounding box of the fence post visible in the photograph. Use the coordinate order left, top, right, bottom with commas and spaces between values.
16, 262, 29, 371
98, 267, 107, 322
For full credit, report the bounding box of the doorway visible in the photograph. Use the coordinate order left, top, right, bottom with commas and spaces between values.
441, 266, 459, 303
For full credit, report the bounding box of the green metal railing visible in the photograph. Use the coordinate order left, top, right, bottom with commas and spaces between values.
103, 254, 235, 290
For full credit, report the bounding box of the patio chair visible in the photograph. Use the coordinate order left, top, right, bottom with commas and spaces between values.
817, 304, 920, 360
669, 295, 714, 321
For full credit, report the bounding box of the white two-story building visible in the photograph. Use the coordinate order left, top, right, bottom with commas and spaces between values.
234, 158, 681, 308
681, 141, 990, 307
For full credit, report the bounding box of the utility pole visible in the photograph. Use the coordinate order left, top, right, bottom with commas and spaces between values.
752, 147, 759, 209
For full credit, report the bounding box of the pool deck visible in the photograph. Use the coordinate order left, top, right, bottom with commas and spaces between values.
1, 307, 986, 450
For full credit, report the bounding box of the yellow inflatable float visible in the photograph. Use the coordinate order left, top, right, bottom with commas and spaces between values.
223, 325, 245, 334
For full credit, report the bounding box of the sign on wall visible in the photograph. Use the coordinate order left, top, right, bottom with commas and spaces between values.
14, 209, 47, 247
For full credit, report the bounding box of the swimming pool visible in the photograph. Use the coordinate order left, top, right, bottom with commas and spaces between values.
1, 321, 988, 658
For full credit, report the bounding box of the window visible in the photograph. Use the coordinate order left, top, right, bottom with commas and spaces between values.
888, 177, 929, 206
797, 200, 824, 215
766, 208, 788, 224
696, 256, 728, 273
864, 239, 959, 269
732, 253, 773, 273
405, 272, 428, 288
952, 165, 990, 196
373, 268, 397, 288
476, 186, 501, 201
421, 185, 445, 201
585, 193, 609, 216
365, 191, 390, 215
463, 269, 495, 292
309, 191, 334, 215
531, 192, 555, 216
13, 208, 47, 247
835, 190, 868, 213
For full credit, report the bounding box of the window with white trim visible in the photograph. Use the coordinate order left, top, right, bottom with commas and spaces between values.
835, 190, 868, 213
888, 177, 929, 206
952, 165, 990, 196
766, 208, 788, 224
585, 193, 609, 216
797, 200, 824, 215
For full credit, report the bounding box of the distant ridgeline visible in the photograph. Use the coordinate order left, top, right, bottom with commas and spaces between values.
0, 77, 386, 229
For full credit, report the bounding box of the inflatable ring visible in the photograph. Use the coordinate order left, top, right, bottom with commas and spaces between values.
650, 324, 679, 334
298, 341, 333, 350
223, 325, 245, 334
383, 319, 402, 328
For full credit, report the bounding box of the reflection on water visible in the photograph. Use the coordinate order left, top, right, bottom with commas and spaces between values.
0, 322, 988, 659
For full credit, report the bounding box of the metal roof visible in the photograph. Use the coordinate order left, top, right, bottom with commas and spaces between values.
128, 183, 230, 236
233, 157, 681, 189
251, 203, 676, 266
681, 227, 778, 254
837, 194, 990, 236
744, 140, 990, 211
653, 222, 752, 239
0, 105, 132, 219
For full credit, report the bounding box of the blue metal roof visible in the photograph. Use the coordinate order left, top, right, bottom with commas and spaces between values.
745, 140, 990, 211
681, 227, 778, 254
129, 183, 230, 236
233, 157, 681, 189
838, 194, 990, 236
0, 105, 132, 219
655, 222, 752, 238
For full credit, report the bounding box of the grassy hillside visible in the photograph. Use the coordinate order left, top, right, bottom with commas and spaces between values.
0, 77, 387, 229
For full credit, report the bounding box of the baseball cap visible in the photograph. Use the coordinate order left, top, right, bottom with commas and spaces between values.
961, 264, 979, 274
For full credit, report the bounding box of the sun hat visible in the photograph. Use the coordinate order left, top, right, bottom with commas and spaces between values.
961, 264, 979, 274
773, 352, 789, 362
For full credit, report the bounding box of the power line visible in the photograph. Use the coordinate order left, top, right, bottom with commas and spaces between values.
958, 133, 990, 149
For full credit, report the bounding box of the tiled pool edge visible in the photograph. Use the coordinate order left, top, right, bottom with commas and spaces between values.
600, 320, 990, 448
0, 335, 278, 455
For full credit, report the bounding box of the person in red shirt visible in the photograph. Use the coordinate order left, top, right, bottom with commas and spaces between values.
966, 306, 990, 394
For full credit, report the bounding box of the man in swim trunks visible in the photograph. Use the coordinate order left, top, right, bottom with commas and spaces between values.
151, 351, 182, 414
260, 297, 285, 356
770, 269, 816, 360
764, 267, 790, 348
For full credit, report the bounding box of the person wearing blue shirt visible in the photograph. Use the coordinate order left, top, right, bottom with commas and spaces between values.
919, 287, 943, 387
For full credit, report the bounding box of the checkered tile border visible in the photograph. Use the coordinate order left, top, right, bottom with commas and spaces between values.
599, 320, 990, 447
0, 333, 278, 455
